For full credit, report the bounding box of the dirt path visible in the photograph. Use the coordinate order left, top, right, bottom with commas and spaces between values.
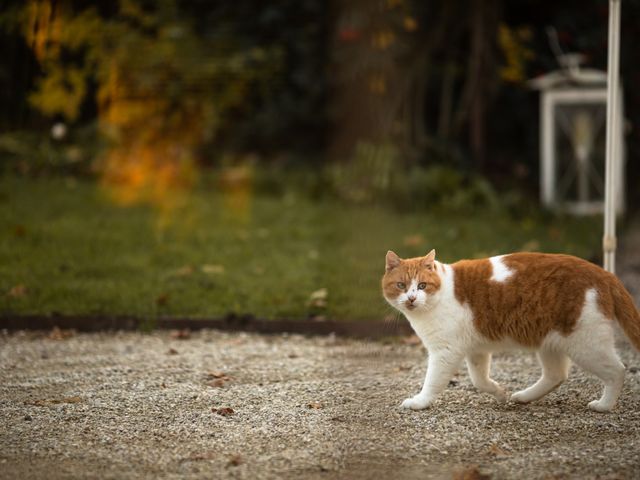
1, 327, 639, 480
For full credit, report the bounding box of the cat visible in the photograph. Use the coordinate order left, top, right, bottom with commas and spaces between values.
382, 249, 640, 412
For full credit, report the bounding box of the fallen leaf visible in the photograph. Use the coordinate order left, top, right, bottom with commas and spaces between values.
7, 284, 27, 298
487, 444, 510, 458
13, 225, 26, 237
307, 402, 323, 409
288, 353, 299, 359
170, 329, 191, 340
60, 396, 82, 404
156, 293, 170, 306
227, 454, 242, 467
207, 379, 227, 388
167, 348, 179, 355
307, 288, 328, 308
212, 407, 234, 416
206, 371, 228, 379
394, 365, 411, 372
453, 466, 490, 480
201, 264, 225, 275
403, 234, 424, 247
184, 451, 215, 462
170, 265, 195, 277
48, 327, 75, 340
25, 396, 82, 407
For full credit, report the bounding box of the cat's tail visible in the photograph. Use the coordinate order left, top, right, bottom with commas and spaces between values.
611, 277, 640, 351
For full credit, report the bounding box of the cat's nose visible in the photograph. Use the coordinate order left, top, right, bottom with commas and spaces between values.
407, 295, 416, 303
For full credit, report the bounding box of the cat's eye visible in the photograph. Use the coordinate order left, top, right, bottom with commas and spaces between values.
396, 282, 406, 290
418, 282, 427, 290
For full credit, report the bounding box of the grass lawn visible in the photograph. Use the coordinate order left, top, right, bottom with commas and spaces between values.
0, 174, 602, 321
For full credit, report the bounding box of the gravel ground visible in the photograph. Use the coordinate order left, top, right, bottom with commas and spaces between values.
1, 328, 639, 480
2, 224, 640, 480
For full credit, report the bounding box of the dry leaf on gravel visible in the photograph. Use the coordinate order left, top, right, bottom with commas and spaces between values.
167, 348, 179, 355
307, 402, 323, 409
487, 444, 510, 458
453, 466, 490, 480
227, 454, 242, 467
207, 379, 227, 388
48, 327, 76, 340
183, 451, 215, 462
25, 396, 82, 407
394, 365, 411, 372
205, 371, 232, 387
212, 407, 234, 416
170, 329, 191, 340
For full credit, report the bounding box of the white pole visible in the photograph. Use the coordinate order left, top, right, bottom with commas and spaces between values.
603, 0, 621, 273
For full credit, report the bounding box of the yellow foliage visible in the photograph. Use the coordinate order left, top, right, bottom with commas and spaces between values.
403, 16, 418, 33
497, 23, 535, 84
25, 0, 63, 61
22, 0, 278, 225
29, 66, 86, 120
369, 74, 387, 95
371, 30, 396, 50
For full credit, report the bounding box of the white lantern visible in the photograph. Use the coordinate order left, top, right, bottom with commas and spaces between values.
530, 53, 625, 215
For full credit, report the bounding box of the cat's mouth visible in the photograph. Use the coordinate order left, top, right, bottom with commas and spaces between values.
405, 303, 417, 310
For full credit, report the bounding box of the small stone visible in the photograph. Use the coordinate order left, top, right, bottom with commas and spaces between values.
24, 414, 32, 421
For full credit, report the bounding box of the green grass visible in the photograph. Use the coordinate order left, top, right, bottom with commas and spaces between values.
0, 174, 603, 320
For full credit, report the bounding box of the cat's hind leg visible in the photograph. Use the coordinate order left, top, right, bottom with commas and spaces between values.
569, 341, 625, 412
510, 349, 570, 404
564, 290, 626, 412
466, 353, 507, 402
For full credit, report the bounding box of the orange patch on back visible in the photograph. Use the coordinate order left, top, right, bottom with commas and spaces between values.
452, 253, 620, 346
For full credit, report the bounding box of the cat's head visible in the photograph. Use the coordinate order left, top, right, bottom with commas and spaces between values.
381, 249, 442, 313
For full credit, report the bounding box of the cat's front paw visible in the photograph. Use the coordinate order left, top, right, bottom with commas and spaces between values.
588, 399, 614, 413
400, 395, 433, 410
510, 391, 533, 404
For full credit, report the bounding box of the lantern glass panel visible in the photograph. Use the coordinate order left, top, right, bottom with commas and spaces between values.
553, 102, 606, 205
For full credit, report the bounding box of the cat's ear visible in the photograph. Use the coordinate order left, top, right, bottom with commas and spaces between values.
385, 250, 401, 272
423, 249, 436, 270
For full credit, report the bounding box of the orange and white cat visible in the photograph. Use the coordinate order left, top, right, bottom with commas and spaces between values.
382, 250, 640, 412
